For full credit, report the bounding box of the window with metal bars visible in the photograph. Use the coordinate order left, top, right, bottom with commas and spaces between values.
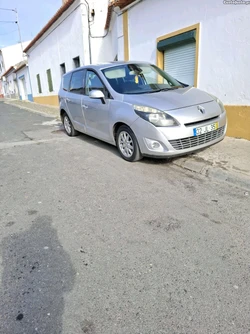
46, 69, 53, 92
36, 74, 42, 93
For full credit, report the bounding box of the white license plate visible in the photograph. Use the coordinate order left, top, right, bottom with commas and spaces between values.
193, 122, 219, 136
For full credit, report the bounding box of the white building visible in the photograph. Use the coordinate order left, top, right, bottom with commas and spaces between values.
0, 41, 30, 97
24, 0, 112, 106
1, 66, 19, 99
106, 0, 250, 140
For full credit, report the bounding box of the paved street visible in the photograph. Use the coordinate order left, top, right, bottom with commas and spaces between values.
0, 101, 250, 334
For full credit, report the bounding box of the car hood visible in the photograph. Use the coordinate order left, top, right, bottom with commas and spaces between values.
123, 86, 214, 111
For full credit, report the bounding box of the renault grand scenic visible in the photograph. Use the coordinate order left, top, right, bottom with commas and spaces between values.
59, 61, 227, 162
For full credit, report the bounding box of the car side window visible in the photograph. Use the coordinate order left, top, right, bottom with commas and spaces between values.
62, 73, 72, 91
69, 70, 85, 94
85, 70, 108, 98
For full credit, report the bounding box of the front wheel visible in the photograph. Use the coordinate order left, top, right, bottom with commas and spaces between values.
63, 113, 78, 137
116, 125, 142, 162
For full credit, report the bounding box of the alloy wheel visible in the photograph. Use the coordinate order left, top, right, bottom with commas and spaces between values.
118, 131, 134, 158
64, 116, 71, 135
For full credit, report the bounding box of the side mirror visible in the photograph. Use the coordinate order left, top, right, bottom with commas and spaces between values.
89, 89, 105, 104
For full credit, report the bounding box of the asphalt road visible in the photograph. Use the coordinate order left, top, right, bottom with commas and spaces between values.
0, 102, 250, 334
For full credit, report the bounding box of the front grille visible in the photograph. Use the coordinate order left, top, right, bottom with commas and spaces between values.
185, 116, 219, 127
169, 126, 225, 150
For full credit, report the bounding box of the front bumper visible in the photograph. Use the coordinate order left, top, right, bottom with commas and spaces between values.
131, 112, 227, 157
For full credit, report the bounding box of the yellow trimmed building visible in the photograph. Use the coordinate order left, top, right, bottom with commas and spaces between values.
105, 0, 250, 140
25, 0, 250, 140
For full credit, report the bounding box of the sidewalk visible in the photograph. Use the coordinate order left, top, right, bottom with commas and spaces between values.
2, 98, 59, 119
2, 98, 250, 191
172, 137, 250, 191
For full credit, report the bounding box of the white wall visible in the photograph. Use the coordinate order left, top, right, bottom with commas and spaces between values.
0, 41, 30, 96
0, 41, 30, 74
116, 0, 250, 105
4, 72, 18, 98
27, 0, 112, 99
27, 1, 85, 98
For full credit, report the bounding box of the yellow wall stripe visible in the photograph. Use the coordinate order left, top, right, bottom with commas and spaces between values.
225, 105, 250, 140
33, 95, 59, 107
123, 11, 129, 61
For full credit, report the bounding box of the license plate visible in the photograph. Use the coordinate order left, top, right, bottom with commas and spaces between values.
193, 122, 219, 136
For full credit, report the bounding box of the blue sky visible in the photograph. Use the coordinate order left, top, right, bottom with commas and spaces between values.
0, 0, 62, 48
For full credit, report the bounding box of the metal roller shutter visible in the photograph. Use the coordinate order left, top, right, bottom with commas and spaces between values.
164, 42, 196, 86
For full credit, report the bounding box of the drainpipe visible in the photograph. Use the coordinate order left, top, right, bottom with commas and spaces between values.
82, 1, 92, 64
87, 16, 92, 64
82, 0, 110, 64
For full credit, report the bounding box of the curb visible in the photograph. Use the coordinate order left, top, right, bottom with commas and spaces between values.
172, 156, 250, 191
3, 100, 60, 119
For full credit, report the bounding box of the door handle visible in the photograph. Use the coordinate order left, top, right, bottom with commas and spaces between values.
66, 98, 71, 102
82, 104, 89, 109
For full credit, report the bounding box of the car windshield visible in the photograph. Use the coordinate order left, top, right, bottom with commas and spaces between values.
102, 63, 186, 95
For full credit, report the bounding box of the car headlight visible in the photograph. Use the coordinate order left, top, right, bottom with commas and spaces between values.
133, 105, 179, 127
209, 94, 225, 114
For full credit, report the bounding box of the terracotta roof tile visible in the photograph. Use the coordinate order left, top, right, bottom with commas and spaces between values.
24, 0, 76, 53
105, 0, 136, 30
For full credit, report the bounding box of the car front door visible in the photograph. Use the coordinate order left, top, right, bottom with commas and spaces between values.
81, 70, 111, 141
66, 69, 86, 133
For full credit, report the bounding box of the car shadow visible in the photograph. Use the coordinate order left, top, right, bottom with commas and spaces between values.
75, 133, 195, 165
64, 129, 209, 165
0, 215, 76, 334
76, 132, 121, 158
76, 132, 172, 164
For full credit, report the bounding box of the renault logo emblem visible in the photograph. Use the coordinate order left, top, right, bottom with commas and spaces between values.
197, 105, 205, 114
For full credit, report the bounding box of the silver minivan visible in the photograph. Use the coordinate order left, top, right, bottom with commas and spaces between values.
59, 61, 227, 162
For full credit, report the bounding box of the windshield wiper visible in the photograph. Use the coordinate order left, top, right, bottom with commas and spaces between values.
126, 89, 161, 95
159, 86, 183, 91
140, 89, 162, 94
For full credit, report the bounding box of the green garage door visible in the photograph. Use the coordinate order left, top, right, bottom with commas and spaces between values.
164, 41, 196, 86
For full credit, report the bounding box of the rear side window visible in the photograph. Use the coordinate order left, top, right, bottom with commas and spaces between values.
69, 70, 85, 94
62, 73, 72, 91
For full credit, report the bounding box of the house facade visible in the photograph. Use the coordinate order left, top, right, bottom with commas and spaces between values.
106, 0, 250, 140
0, 41, 30, 97
24, 0, 112, 106
14, 61, 33, 101
1, 66, 19, 99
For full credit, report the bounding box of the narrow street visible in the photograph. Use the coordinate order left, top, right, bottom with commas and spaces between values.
0, 102, 250, 334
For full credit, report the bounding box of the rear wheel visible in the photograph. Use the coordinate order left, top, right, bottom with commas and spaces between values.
116, 125, 142, 162
62, 113, 78, 137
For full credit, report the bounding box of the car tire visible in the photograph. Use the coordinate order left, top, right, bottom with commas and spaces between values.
62, 113, 78, 137
116, 125, 142, 162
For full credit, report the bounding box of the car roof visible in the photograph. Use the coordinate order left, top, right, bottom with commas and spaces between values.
63, 61, 152, 75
